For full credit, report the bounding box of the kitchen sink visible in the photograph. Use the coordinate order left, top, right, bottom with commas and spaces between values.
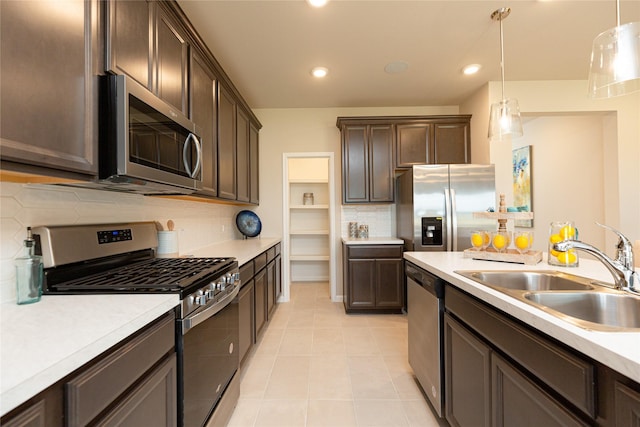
524, 292, 640, 330
455, 269, 640, 331
455, 270, 595, 291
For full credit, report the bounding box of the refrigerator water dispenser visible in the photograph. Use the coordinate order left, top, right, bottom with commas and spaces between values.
422, 217, 443, 246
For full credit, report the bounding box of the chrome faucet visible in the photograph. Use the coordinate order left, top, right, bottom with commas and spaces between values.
553, 223, 639, 293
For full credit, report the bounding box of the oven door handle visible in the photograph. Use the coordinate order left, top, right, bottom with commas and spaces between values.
182, 284, 240, 334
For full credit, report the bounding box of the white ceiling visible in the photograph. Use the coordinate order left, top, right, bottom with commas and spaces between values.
177, 0, 640, 109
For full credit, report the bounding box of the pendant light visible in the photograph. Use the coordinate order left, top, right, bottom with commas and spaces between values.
588, 0, 640, 98
488, 7, 523, 141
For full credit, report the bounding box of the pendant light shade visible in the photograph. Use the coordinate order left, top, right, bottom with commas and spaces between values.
588, 20, 640, 98
489, 99, 523, 140
488, 7, 523, 141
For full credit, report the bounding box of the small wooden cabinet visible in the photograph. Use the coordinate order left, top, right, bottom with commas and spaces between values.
236, 107, 251, 203
396, 119, 471, 167
342, 244, 403, 313
338, 123, 395, 204
217, 83, 237, 200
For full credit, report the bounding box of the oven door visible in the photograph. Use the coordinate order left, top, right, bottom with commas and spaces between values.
177, 289, 239, 427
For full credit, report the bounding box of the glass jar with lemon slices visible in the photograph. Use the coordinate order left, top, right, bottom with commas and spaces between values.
470, 230, 490, 251
548, 221, 579, 267
491, 230, 511, 253
514, 231, 533, 254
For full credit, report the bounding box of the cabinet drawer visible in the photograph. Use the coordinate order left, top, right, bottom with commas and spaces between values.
446, 286, 595, 418
254, 252, 267, 272
266, 246, 276, 263
66, 312, 175, 427
240, 261, 254, 284
347, 245, 402, 259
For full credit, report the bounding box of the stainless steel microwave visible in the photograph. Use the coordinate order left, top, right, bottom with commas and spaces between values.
94, 74, 202, 195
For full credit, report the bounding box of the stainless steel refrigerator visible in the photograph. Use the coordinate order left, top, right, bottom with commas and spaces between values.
397, 164, 496, 252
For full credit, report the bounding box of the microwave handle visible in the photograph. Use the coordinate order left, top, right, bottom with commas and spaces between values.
183, 133, 202, 179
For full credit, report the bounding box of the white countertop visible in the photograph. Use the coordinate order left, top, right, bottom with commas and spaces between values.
0, 237, 281, 417
404, 251, 640, 383
342, 237, 403, 245
187, 237, 281, 265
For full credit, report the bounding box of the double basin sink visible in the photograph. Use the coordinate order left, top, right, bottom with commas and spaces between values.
455, 270, 640, 331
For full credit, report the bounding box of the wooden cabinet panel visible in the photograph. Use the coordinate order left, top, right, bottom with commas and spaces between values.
217, 84, 237, 200
492, 353, 587, 427
347, 259, 376, 308
434, 122, 470, 164
190, 50, 217, 197
249, 122, 260, 204
374, 259, 403, 307
95, 355, 177, 427
155, 5, 189, 115
266, 261, 276, 317
342, 126, 368, 203
444, 314, 491, 427
0, 0, 99, 176
615, 381, 640, 426
236, 107, 250, 203
396, 123, 431, 168
106, 0, 152, 90
369, 125, 395, 202
2, 400, 47, 427
66, 314, 175, 427
238, 280, 254, 365
254, 269, 267, 340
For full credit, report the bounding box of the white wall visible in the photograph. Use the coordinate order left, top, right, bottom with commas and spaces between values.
515, 115, 607, 254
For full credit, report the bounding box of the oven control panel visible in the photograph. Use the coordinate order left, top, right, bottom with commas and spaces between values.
97, 228, 133, 244
182, 269, 241, 317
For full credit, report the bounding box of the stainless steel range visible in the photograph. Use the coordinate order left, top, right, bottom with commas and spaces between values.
32, 222, 240, 427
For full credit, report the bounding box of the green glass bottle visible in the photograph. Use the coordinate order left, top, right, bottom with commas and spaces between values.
15, 227, 43, 304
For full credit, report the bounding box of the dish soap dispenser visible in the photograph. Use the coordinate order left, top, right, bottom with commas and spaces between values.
15, 227, 43, 304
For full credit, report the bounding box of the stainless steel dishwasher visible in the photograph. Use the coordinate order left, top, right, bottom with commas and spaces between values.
406, 261, 445, 417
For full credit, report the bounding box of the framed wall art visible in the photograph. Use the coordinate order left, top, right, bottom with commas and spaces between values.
512, 145, 533, 227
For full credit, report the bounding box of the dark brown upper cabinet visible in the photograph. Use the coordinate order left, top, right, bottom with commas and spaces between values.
338, 122, 395, 204
217, 83, 237, 201
106, 1, 189, 115
249, 122, 260, 205
190, 49, 217, 197
236, 107, 250, 203
396, 116, 471, 168
0, 0, 100, 178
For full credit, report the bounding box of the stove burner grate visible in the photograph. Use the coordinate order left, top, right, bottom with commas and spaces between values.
50, 257, 233, 292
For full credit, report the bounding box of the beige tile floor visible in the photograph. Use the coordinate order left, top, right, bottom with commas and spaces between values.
227, 282, 446, 427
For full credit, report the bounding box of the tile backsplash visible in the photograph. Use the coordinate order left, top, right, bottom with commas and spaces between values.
341, 205, 396, 238
0, 182, 245, 303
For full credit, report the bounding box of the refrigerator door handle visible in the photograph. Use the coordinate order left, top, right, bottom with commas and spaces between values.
450, 188, 458, 251
444, 188, 453, 251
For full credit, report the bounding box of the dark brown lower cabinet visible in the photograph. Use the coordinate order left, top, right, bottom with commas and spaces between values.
343, 244, 403, 313
254, 268, 267, 340
1, 312, 176, 427
444, 314, 491, 427
238, 279, 254, 366
492, 353, 587, 427
444, 285, 617, 427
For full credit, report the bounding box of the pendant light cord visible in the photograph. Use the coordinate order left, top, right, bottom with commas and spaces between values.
499, 13, 505, 101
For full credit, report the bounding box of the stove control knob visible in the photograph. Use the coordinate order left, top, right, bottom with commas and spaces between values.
233, 272, 240, 282
226, 273, 234, 284
217, 280, 225, 291
195, 290, 208, 305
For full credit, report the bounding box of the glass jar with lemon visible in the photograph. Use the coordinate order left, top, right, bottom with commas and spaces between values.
548, 221, 579, 267
470, 230, 490, 251
491, 230, 511, 253
514, 231, 533, 254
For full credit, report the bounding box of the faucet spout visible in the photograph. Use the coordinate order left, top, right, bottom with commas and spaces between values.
553, 240, 632, 290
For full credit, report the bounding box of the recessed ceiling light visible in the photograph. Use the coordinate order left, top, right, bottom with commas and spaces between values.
384, 61, 409, 74
462, 64, 482, 75
306, 0, 328, 7
311, 67, 329, 78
